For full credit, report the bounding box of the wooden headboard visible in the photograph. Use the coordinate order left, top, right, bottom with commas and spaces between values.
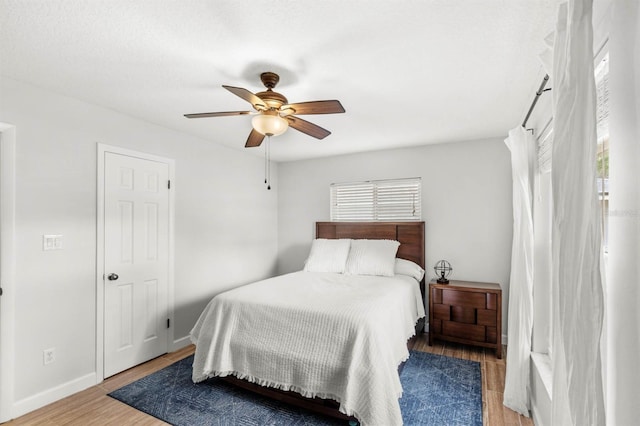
316, 221, 425, 269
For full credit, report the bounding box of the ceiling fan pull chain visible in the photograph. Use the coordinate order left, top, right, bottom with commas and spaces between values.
267, 135, 271, 190
264, 138, 268, 184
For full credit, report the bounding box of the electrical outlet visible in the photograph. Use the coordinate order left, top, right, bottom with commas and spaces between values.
43, 235, 63, 251
43, 348, 55, 365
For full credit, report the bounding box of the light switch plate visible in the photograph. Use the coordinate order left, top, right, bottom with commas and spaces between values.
43, 235, 63, 251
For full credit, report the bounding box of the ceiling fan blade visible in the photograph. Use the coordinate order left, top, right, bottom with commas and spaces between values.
223, 85, 267, 110
245, 129, 266, 147
281, 100, 345, 115
287, 116, 331, 139
184, 111, 251, 119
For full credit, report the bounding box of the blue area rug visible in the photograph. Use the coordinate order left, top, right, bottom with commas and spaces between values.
108, 350, 482, 425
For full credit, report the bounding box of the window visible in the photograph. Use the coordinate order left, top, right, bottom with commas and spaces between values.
330, 178, 422, 222
531, 50, 610, 360
595, 53, 609, 252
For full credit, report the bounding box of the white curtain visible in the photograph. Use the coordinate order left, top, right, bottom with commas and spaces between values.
550, 1, 606, 425
606, 1, 640, 424
503, 127, 535, 417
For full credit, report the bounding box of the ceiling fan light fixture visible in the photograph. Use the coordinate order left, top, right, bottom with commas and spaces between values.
252, 113, 288, 136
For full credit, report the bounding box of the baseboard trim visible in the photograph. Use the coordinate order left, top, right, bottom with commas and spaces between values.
12, 372, 96, 419
171, 335, 192, 352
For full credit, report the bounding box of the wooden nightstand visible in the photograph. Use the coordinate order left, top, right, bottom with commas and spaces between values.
428, 280, 502, 358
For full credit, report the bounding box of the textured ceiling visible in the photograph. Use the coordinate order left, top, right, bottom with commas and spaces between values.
1, 0, 561, 161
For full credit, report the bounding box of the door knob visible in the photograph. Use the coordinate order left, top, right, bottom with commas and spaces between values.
107, 273, 119, 281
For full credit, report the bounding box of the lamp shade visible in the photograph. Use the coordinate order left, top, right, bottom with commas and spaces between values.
252, 113, 289, 136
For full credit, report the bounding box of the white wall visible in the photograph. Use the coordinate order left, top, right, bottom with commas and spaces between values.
277, 139, 513, 334
606, 1, 640, 423
0, 77, 278, 413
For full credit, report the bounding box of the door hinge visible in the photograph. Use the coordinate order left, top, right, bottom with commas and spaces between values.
167, 318, 170, 328
0, 287, 3, 296
168, 180, 171, 189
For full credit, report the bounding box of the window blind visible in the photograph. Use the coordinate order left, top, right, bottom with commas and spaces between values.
330, 178, 421, 221
537, 123, 553, 174
595, 56, 609, 137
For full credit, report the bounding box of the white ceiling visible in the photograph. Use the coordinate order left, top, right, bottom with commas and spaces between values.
1, 0, 561, 162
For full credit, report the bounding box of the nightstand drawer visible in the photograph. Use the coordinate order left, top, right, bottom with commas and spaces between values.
433, 304, 451, 320
443, 321, 486, 342
477, 309, 497, 326
451, 306, 476, 324
486, 326, 497, 344
442, 289, 486, 309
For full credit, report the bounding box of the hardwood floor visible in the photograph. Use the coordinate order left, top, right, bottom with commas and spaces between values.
5, 334, 533, 425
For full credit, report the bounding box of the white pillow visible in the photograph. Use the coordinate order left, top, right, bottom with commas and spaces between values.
303, 239, 351, 273
394, 258, 425, 282
345, 239, 400, 277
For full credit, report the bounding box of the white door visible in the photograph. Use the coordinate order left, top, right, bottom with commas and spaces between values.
104, 152, 170, 378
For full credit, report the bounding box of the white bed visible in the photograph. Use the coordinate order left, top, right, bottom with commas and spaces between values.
190, 221, 426, 426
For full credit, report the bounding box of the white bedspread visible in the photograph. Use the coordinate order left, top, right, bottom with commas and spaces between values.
190, 271, 425, 426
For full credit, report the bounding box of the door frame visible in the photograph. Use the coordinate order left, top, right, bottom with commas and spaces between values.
96, 143, 175, 383
0, 124, 16, 422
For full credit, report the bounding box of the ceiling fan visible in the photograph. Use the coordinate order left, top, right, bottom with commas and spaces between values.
184, 72, 345, 148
